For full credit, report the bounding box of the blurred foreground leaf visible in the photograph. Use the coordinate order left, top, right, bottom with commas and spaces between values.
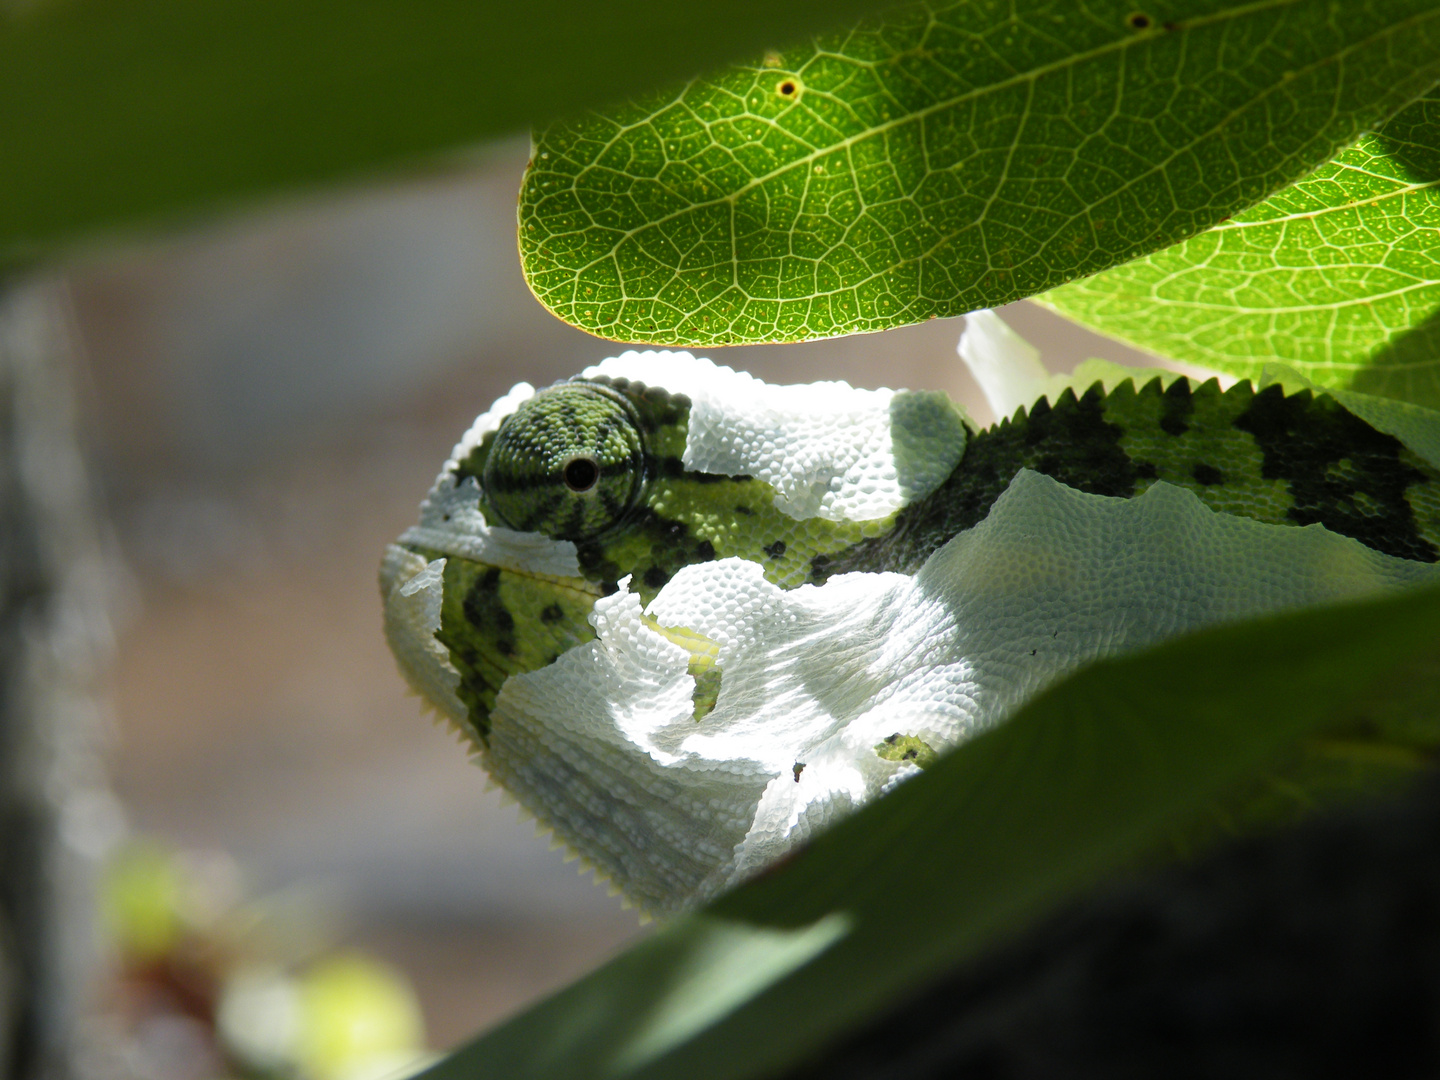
1043, 90, 1440, 409
0, 0, 894, 262
420, 579, 1440, 1080
519, 0, 1440, 346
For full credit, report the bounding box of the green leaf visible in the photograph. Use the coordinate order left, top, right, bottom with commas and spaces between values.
519, 0, 1440, 347
1041, 89, 1440, 410
417, 580, 1440, 1080
0, 0, 896, 263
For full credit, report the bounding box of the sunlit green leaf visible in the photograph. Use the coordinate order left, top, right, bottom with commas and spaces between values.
1042, 90, 1440, 409
519, 0, 1440, 347
419, 581, 1440, 1080
0, 0, 894, 262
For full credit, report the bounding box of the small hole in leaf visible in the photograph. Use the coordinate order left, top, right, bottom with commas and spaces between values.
1127, 12, 1151, 28
777, 80, 798, 98
563, 457, 600, 492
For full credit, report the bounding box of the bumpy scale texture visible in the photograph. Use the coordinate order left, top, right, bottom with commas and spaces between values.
383, 319, 1440, 914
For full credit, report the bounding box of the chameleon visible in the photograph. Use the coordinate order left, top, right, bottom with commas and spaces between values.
382, 311, 1440, 917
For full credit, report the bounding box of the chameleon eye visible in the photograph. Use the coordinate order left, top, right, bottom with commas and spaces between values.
481, 383, 645, 540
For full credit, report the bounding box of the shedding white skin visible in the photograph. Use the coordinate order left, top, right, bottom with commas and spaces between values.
379, 547, 469, 733
585, 351, 967, 520
474, 471, 1440, 914
383, 330, 1440, 916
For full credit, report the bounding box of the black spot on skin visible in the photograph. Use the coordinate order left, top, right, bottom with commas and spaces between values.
643, 565, 671, 590
1235, 386, 1437, 562
793, 762, 806, 782
463, 567, 516, 656
884, 734, 899, 744
764, 540, 787, 558
540, 603, 564, 624
1192, 463, 1224, 486
902, 748, 918, 761
1134, 462, 1159, 481
696, 540, 716, 560
1159, 378, 1193, 436
735, 504, 754, 515
1128, 12, 1151, 29
600, 580, 620, 596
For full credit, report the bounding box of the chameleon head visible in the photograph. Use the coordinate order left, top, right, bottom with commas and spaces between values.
380, 350, 971, 913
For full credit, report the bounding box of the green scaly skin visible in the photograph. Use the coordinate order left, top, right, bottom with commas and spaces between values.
402, 374, 1440, 746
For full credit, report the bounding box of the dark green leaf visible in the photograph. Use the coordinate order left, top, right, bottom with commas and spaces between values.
0, 0, 895, 262
519, 0, 1440, 346
1042, 90, 1440, 409
418, 580, 1440, 1080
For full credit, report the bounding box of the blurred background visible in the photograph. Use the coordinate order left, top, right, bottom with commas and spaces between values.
45, 135, 1163, 1073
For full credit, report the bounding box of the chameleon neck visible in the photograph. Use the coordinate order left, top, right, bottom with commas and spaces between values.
813, 377, 1440, 582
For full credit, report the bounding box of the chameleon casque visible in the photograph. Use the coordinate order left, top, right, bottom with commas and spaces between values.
382, 311, 1440, 916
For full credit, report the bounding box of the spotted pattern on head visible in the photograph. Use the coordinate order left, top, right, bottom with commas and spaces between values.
413, 374, 895, 740
423, 555, 601, 739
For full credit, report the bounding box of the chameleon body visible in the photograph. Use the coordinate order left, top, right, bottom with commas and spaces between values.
383, 314, 1440, 914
